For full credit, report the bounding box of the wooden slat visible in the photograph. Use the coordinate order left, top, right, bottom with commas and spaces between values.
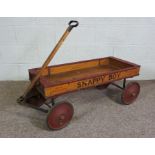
50, 60, 99, 74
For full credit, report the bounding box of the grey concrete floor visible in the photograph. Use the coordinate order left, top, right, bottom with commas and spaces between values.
0, 80, 155, 138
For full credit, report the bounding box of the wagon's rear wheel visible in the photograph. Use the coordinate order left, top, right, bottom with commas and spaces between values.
96, 83, 110, 89
121, 82, 140, 105
47, 102, 74, 130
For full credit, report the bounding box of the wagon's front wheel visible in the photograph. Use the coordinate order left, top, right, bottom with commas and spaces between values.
121, 82, 140, 105
47, 102, 74, 130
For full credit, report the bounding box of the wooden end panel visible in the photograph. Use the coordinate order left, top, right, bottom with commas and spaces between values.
99, 58, 110, 66
109, 58, 132, 69
29, 68, 49, 80
109, 57, 140, 69
43, 67, 140, 98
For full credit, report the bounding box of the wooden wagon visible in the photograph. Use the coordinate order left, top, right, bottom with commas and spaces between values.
18, 21, 141, 130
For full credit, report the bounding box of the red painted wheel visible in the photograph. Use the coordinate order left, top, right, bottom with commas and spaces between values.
96, 83, 110, 89
121, 82, 140, 105
47, 102, 74, 130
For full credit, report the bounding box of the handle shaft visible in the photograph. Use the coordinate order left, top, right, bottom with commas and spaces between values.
20, 21, 79, 100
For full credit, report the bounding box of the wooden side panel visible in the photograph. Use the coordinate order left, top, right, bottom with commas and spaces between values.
29, 59, 101, 78
44, 67, 140, 97
50, 60, 99, 74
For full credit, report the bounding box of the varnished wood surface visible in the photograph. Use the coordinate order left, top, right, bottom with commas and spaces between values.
28, 56, 140, 98
40, 65, 120, 86
44, 68, 140, 97
29, 56, 136, 79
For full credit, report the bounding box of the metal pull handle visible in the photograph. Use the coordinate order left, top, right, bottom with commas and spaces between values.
68, 20, 79, 31
69, 20, 79, 27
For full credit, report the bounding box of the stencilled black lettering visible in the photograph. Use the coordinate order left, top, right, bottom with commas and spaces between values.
77, 75, 106, 89
109, 72, 121, 80
77, 82, 82, 89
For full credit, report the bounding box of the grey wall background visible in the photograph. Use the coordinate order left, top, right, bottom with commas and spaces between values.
0, 17, 155, 80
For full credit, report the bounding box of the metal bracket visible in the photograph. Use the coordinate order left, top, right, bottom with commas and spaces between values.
111, 78, 127, 90
51, 98, 56, 106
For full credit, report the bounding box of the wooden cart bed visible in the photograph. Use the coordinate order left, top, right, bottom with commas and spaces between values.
29, 56, 140, 98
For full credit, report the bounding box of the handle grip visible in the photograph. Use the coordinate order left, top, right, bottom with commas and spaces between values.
68, 20, 79, 31
69, 20, 79, 27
